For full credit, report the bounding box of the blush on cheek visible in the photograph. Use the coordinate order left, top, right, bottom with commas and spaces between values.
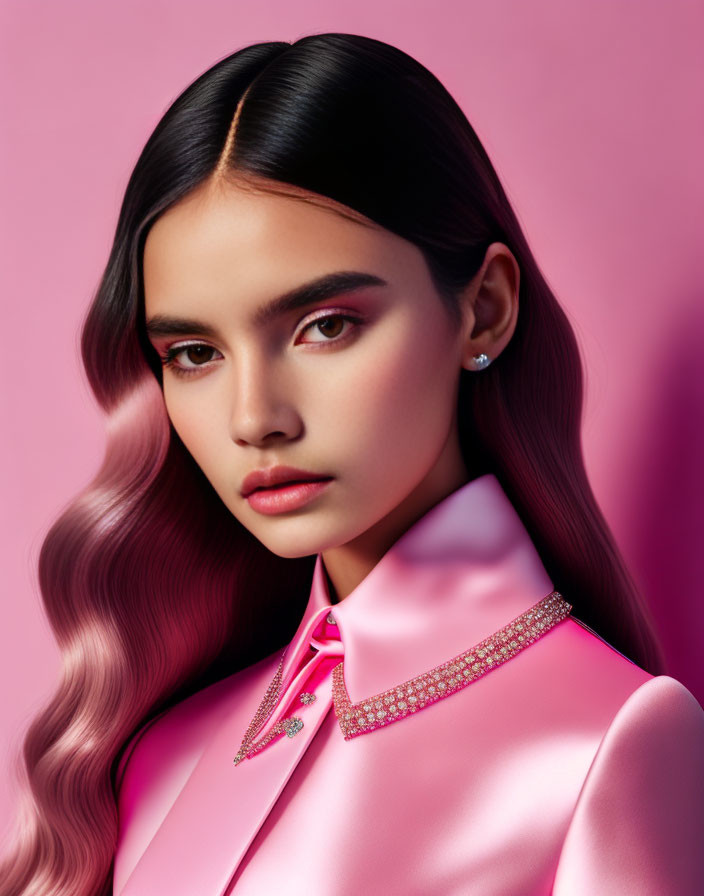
346, 337, 446, 446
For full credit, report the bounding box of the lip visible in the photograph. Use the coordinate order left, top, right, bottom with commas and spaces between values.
240, 465, 333, 498
245, 478, 333, 515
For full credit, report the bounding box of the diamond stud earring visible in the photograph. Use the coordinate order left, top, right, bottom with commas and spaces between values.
471, 353, 492, 370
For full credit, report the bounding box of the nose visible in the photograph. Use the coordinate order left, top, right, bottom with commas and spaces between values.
228, 349, 302, 446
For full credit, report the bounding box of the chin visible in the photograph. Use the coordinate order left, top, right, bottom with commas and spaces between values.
255, 521, 351, 560
248, 529, 331, 560
262, 542, 316, 560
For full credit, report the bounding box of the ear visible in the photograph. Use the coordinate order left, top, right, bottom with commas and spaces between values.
457, 242, 520, 371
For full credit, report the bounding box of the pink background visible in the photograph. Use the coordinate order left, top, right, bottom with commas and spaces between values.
1, 0, 702, 840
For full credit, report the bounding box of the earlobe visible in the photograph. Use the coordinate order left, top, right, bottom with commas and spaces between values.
459, 242, 519, 371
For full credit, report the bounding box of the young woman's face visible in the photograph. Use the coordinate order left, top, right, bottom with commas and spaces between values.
143, 177, 479, 572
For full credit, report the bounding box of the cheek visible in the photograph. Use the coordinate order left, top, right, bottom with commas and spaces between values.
320, 319, 458, 468
163, 386, 223, 477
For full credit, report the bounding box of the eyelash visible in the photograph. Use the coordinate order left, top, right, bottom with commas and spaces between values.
158, 311, 363, 379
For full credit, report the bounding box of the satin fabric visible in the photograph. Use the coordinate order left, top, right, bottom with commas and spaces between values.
113, 473, 704, 895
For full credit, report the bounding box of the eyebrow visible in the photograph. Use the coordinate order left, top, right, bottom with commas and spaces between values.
144, 270, 388, 340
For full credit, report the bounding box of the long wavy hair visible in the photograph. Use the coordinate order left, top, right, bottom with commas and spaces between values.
1, 32, 666, 896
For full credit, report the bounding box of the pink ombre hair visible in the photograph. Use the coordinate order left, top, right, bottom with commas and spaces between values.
1, 33, 665, 895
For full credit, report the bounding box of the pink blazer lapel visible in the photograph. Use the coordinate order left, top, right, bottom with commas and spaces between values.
119, 681, 334, 896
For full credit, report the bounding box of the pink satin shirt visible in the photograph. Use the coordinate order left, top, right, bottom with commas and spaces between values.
113, 473, 704, 895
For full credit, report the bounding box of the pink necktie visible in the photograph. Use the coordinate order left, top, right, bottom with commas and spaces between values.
234, 606, 345, 764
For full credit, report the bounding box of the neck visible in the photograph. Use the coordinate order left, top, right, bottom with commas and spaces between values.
321, 452, 473, 601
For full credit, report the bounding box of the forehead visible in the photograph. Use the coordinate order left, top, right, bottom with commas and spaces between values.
142, 177, 426, 317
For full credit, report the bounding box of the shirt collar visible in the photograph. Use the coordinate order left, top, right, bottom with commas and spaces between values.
282, 472, 556, 704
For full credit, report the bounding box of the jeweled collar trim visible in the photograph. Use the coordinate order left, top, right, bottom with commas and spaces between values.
234, 590, 572, 763
332, 590, 572, 740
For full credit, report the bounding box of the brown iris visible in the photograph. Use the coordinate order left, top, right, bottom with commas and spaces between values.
316, 316, 345, 339
184, 345, 215, 365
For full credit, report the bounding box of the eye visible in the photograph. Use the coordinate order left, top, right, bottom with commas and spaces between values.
160, 342, 223, 378
296, 312, 362, 344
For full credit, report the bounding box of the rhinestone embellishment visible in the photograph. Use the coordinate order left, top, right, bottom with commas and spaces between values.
233, 648, 289, 765
284, 717, 304, 737
234, 590, 572, 763
326, 612, 337, 624
332, 591, 572, 740
233, 710, 305, 764
472, 353, 491, 370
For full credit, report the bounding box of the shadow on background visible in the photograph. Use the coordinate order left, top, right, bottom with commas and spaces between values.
623, 291, 704, 705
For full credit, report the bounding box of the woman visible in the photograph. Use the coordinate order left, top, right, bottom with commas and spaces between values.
2, 32, 702, 896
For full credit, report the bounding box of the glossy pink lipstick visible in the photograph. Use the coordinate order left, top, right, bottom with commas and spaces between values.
241, 466, 334, 516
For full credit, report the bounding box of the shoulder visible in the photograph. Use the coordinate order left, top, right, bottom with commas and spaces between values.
501, 611, 655, 741
113, 647, 284, 894
589, 673, 704, 781
551, 673, 704, 895
560, 613, 652, 679
586, 673, 704, 792
541, 613, 655, 703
